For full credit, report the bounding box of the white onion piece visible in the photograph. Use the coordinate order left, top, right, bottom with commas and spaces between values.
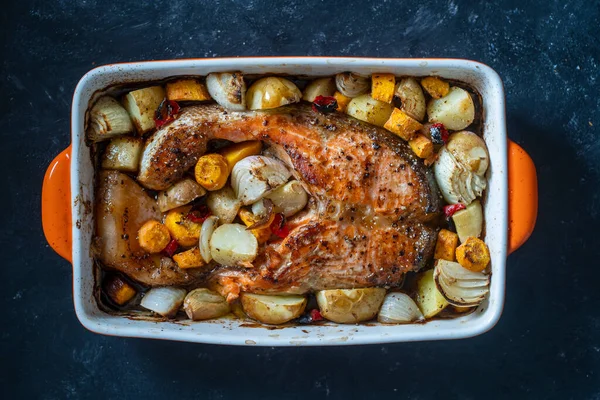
231, 156, 291, 205
254, 180, 308, 217
377, 292, 424, 324
206, 72, 246, 111
434, 130, 490, 207
140, 287, 187, 318
335, 72, 370, 97
210, 223, 258, 266
433, 259, 490, 307
206, 186, 241, 224
199, 215, 218, 263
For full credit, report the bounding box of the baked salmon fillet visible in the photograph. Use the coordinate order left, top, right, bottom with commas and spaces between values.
97, 104, 441, 298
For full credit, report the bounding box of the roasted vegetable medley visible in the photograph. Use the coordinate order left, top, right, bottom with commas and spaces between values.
89, 71, 491, 325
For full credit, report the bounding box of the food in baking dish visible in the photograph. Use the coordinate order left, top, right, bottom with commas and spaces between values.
89, 72, 491, 325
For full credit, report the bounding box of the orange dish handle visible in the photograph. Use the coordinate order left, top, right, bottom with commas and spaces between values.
42, 146, 72, 262
508, 140, 538, 254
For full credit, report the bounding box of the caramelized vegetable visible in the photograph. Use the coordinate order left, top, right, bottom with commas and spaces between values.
371, 73, 395, 103
164, 206, 203, 247
172, 247, 205, 269
138, 220, 171, 253
166, 79, 211, 102
104, 275, 137, 306
219, 140, 262, 170
384, 108, 423, 141
420, 76, 450, 99
238, 208, 273, 244
434, 229, 459, 261
333, 91, 352, 112
408, 134, 434, 159
194, 154, 229, 191
455, 237, 490, 272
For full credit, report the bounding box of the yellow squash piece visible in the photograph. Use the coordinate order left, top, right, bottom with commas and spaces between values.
219, 141, 262, 170
164, 206, 203, 247
138, 220, 171, 253
173, 247, 205, 269
194, 154, 229, 191
371, 73, 395, 103
333, 91, 352, 112
104, 275, 137, 306
166, 79, 211, 102
434, 229, 459, 261
384, 108, 423, 141
455, 237, 491, 272
409, 134, 434, 159
421, 76, 450, 99
238, 208, 273, 244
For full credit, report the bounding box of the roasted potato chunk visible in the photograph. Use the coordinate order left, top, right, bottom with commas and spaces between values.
415, 269, 449, 318
241, 293, 307, 324
122, 86, 165, 134
316, 288, 385, 324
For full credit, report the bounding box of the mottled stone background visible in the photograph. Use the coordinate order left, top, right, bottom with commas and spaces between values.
1, 0, 599, 398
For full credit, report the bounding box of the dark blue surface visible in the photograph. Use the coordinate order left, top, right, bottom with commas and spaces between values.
2, 1, 599, 398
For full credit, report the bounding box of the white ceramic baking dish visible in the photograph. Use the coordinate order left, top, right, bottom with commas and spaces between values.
42, 57, 537, 346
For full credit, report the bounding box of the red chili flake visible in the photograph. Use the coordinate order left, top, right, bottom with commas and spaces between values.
162, 239, 179, 257
154, 99, 181, 128
270, 213, 290, 238
309, 309, 323, 322
444, 203, 466, 218
312, 95, 338, 114
186, 205, 211, 224
430, 123, 449, 145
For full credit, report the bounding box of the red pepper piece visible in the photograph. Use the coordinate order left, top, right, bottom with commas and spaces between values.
430, 123, 449, 144
154, 99, 181, 128
186, 205, 211, 224
309, 309, 323, 322
270, 213, 290, 238
444, 203, 466, 218
162, 239, 179, 257
312, 95, 338, 114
